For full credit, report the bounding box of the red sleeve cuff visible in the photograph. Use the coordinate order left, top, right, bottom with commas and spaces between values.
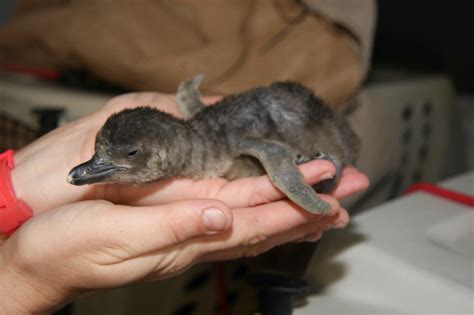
0, 150, 33, 236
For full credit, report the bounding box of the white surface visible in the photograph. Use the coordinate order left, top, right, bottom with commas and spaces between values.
0, 74, 112, 128
426, 211, 473, 259
298, 171, 474, 315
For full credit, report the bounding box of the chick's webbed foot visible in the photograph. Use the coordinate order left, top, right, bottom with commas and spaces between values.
238, 138, 332, 214
295, 153, 311, 165
176, 74, 206, 119
294, 151, 343, 194
312, 151, 343, 194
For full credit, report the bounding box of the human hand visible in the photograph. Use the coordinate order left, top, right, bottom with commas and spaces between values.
10, 92, 368, 215
0, 189, 349, 313
10, 92, 217, 215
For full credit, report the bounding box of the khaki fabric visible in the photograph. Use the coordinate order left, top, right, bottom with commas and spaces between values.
307, 0, 375, 72
0, 0, 375, 108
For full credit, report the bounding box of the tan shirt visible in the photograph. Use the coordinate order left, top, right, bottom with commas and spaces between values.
0, 0, 376, 108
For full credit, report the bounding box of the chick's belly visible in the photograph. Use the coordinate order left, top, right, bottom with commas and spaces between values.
223, 156, 265, 180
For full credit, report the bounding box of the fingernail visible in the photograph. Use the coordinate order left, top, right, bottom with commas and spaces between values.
331, 221, 348, 229
320, 172, 334, 180
203, 207, 227, 232
304, 232, 323, 242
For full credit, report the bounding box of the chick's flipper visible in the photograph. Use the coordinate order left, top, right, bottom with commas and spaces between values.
237, 138, 332, 214
312, 151, 343, 194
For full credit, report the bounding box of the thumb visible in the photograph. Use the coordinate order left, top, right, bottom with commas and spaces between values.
113, 199, 232, 252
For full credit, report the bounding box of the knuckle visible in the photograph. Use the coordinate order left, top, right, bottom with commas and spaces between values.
166, 219, 188, 244
248, 189, 273, 207
155, 248, 198, 275
247, 192, 262, 207
240, 233, 268, 247
247, 180, 276, 207
164, 209, 204, 244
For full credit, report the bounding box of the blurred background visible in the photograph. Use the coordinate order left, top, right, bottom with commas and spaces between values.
0, 1, 472, 315
372, 1, 474, 177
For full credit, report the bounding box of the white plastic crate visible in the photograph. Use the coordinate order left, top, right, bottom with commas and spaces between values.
0, 73, 112, 129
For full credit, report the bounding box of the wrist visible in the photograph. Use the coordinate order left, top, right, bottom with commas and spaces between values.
0, 256, 50, 314
10, 149, 37, 214
0, 150, 33, 235
0, 239, 73, 314
9, 115, 101, 215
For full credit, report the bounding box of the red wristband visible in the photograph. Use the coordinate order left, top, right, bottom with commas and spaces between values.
0, 150, 33, 236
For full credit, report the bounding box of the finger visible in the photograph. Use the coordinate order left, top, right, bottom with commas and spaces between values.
108, 159, 336, 209
331, 167, 370, 200
104, 200, 233, 253
299, 231, 323, 242
329, 206, 350, 229
188, 194, 341, 258
199, 207, 349, 262
299, 206, 350, 241
205, 159, 337, 208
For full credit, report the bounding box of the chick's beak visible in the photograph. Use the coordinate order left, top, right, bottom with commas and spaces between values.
67, 154, 125, 186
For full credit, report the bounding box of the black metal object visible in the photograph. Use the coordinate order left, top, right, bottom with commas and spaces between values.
59, 69, 129, 94
32, 108, 64, 136
0, 112, 37, 152
247, 272, 311, 315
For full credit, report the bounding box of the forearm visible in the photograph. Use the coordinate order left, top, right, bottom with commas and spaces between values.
0, 236, 78, 315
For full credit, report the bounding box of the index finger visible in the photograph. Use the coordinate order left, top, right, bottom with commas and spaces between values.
108, 159, 337, 208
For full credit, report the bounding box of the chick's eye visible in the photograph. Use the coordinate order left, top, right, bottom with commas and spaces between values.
127, 149, 139, 158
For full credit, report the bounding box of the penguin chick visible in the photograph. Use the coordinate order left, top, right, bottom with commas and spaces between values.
68, 81, 359, 214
